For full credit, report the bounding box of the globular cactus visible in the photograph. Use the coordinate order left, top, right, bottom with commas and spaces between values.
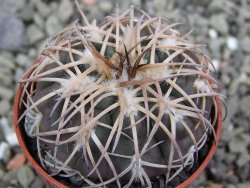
19, 4, 219, 188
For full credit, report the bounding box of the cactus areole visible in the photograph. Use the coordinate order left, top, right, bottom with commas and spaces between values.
15, 5, 222, 188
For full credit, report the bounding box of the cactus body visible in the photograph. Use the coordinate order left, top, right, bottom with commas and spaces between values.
20, 6, 219, 187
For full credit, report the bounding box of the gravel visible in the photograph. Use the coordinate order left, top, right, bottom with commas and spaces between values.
0, 100, 11, 116
2, 170, 18, 184
209, 14, 229, 34
240, 37, 250, 53
0, 52, 15, 69
15, 54, 32, 67
227, 36, 238, 51
45, 15, 63, 36
17, 4, 35, 22
0, 0, 249, 187
208, 28, 218, 39
208, 38, 225, 59
34, 0, 51, 18
228, 137, 248, 154
0, 0, 25, 20
30, 176, 45, 188
0, 86, 14, 101
33, 13, 45, 29
0, 142, 12, 162
58, 0, 74, 23
0, 16, 27, 51
236, 152, 250, 167
27, 24, 45, 44
98, 1, 113, 12
239, 95, 250, 117
17, 165, 35, 187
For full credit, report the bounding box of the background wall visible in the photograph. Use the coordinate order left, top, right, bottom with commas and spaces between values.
0, 0, 249, 187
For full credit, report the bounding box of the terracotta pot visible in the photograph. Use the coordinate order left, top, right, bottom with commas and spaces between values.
14, 57, 222, 188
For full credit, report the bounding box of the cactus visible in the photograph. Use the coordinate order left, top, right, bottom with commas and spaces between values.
19, 4, 220, 187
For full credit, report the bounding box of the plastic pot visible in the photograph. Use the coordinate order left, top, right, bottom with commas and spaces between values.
14, 56, 222, 188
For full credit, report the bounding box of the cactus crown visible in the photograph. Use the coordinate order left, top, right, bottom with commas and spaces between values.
19, 4, 219, 187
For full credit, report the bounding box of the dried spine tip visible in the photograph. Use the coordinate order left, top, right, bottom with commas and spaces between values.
19, 4, 219, 188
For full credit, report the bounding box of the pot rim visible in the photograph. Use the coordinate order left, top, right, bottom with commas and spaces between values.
14, 56, 223, 188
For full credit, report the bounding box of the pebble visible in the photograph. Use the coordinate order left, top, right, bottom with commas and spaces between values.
209, 14, 229, 34
17, 5, 34, 22
209, 183, 223, 188
0, 0, 25, 20
131, 0, 141, 6
226, 36, 238, 51
240, 134, 250, 144
34, 13, 45, 29
34, 0, 51, 18
236, 152, 250, 167
240, 37, 250, 53
239, 95, 250, 117
84, 0, 96, 6
49, 2, 60, 12
0, 86, 14, 101
208, 28, 218, 39
228, 184, 237, 188
0, 100, 11, 116
188, 14, 208, 27
0, 118, 18, 146
7, 153, 26, 171
30, 176, 45, 188
17, 165, 35, 187
226, 96, 239, 119
28, 48, 38, 58
45, 15, 63, 36
208, 38, 225, 58
27, 24, 45, 44
211, 59, 220, 71
220, 122, 234, 143
153, 0, 167, 10
16, 54, 31, 67
86, 6, 105, 23
0, 142, 11, 163
238, 84, 248, 96
209, 0, 233, 13
0, 16, 27, 51
0, 74, 12, 87
241, 55, 250, 74
15, 67, 25, 82
2, 170, 18, 183
0, 168, 3, 179
99, 1, 113, 13
0, 125, 4, 142
0, 52, 15, 70
229, 78, 240, 96
208, 162, 228, 182
237, 183, 250, 188
215, 149, 227, 163
5, 133, 18, 147
0, 66, 13, 76
58, 0, 74, 23
228, 137, 248, 153
222, 48, 231, 60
